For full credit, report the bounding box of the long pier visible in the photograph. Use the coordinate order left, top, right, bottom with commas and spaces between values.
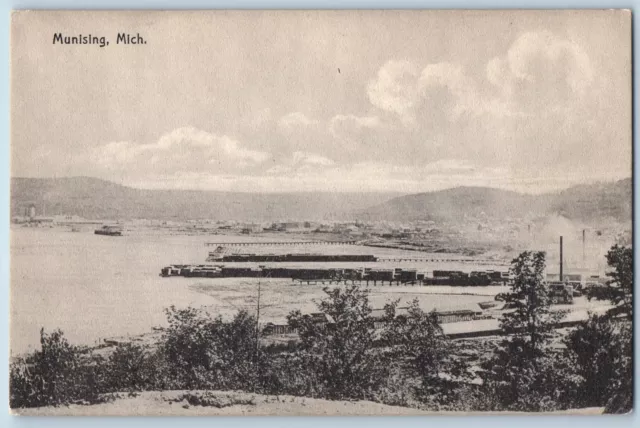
293, 278, 421, 286
378, 257, 509, 266
205, 241, 357, 247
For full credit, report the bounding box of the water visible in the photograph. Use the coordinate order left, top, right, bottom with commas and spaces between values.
10, 227, 224, 355
10, 227, 505, 355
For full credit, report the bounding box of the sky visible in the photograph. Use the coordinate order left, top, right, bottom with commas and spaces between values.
11, 10, 632, 194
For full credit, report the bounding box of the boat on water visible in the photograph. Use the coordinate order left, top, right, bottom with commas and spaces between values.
94, 225, 123, 236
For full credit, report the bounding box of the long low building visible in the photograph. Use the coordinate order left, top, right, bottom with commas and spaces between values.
259, 301, 612, 339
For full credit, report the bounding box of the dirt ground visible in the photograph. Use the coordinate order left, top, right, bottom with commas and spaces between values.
12, 390, 605, 416
12, 390, 431, 416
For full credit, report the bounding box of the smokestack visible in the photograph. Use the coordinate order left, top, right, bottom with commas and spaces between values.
559, 236, 563, 281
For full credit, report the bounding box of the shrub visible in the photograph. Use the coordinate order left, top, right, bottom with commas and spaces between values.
481, 341, 581, 411
586, 245, 632, 320
581, 244, 633, 413
159, 306, 262, 391
10, 328, 106, 408
380, 299, 444, 370
603, 321, 633, 414
379, 298, 461, 406
565, 314, 622, 407
287, 286, 390, 400
105, 343, 164, 392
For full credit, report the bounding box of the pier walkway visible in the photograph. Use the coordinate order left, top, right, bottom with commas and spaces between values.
378, 257, 509, 265
205, 241, 357, 246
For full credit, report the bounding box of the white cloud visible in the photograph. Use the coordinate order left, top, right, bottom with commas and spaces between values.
330, 114, 381, 131
423, 159, 476, 174
104, 155, 625, 195
87, 127, 270, 174
135, 161, 590, 194
292, 151, 334, 167
329, 114, 384, 138
266, 151, 335, 175
418, 62, 485, 118
70, 30, 624, 195
486, 31, 594, 115
91, 141, 141, 165
366, 60, 420, 124
367, 60, 487, 125
277, 112, 319, 132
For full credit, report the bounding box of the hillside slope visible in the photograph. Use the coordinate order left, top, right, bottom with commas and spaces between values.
359, 178, 632, 224
11, 176, 631, 224
11, 177, 400, 221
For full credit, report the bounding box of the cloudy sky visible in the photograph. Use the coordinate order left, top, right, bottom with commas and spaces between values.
11, 10, 631, 193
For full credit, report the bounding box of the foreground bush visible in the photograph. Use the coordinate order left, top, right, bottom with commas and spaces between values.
161, 306, 263, 391
10, 329, 106, 408
287, 286, 390, 400
105, 342, 166, 392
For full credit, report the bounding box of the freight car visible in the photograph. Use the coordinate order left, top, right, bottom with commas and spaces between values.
183, 265, 222, 278
365, 269, 396, 282
427, 270, 508, 286
291, 268, 342, 281
395, 268, 418, 282
468, 271, 492, 286
220, 267, 263, 277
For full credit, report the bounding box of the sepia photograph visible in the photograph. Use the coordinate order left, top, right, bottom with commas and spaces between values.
9, 10, 633, 415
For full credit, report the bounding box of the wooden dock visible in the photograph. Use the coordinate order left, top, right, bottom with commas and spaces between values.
293, 278, 424, 286
205, 240, 357, 247
378, 257, 509, 265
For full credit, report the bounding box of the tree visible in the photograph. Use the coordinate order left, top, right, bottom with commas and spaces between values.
580, 244, 633, 413
565, 314, 622, 407
380, 299, 454, 403
586, 245, 632, 320
286, 286, 388, 400
481, 251, 573, 411
499, 251, 565, 359
603, 321, 633, 414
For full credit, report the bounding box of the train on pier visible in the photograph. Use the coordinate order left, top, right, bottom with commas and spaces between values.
160, 264, 510, 286
428, 270, 510, 286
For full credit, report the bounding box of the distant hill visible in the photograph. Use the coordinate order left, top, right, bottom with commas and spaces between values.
11, 176, 631, 225
358, 178, 632, 224
10, 177, 401, 222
